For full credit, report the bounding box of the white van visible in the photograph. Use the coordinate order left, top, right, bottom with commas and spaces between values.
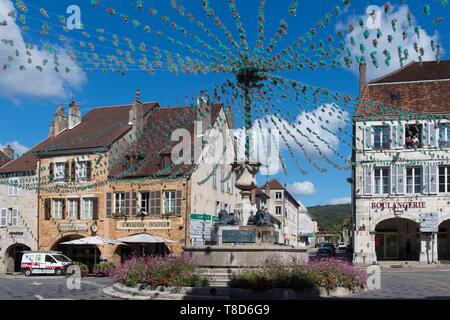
21, 251, 73, 276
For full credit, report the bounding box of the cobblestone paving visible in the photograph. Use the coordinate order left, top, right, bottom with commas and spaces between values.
0, 276, 118, 300
348, 269, 450, 299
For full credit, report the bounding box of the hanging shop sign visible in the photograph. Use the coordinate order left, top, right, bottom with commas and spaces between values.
371, 201, 426, 210
116, 219, 171, 230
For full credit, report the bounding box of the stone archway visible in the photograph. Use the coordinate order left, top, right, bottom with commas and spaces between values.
51, 235, 102, 268
438, 219, 450, 261
4, 243, 31, 273
375, 218, 420, 261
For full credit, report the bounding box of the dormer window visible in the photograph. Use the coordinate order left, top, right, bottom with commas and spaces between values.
405, 124, 422, 149
390, 91, 401, 100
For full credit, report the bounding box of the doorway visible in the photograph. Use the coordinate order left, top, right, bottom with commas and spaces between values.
5, 243, 31, 273
375, 232, 398, 260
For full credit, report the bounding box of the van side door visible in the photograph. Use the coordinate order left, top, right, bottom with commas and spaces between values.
44, 254, 58, 274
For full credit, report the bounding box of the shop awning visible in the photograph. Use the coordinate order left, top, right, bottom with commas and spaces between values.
116, 233, 176, 244
60, 236, 125, 245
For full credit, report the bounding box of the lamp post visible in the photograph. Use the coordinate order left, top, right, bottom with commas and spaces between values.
232, 63, 266, 226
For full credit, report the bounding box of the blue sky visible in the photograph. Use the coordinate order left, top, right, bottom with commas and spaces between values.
0, 0, 449, 206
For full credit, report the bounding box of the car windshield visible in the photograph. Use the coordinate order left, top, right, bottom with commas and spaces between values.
52, 255, 72, 262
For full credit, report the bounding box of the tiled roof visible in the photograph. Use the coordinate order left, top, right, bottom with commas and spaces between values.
0, 138, 51, 174
35, 102, 158, 155
0, 150, 11, 168
369, 60, 450, 84
357, 60, 450, 117
0, 102, 158, 174
110, 104, 224, 178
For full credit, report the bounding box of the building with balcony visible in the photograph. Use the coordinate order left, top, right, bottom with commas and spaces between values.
353, 60, 450, 265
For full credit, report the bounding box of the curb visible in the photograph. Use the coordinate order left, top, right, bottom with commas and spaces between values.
103, 283, 366, 300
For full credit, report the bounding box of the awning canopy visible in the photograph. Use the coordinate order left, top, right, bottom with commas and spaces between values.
116, 233, 176, 244
60, 236, 125, 245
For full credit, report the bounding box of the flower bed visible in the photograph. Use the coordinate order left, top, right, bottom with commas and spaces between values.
114, 255, 209, 289
229, 258, 367, 292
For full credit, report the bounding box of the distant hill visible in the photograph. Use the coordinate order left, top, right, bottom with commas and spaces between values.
307, 204, 352, 233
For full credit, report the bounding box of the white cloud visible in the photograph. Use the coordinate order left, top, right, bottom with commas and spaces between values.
0, 141, 29, 156
234, 103, 349, 175
0, 0, 86, 101
287, 181, 316, 196
339, 4, 442, 81
326, 197, 351, 205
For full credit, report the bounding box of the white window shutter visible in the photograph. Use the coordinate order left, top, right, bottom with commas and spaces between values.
390, 125, 396, 149
11, 209, 18, 226
428, 123, 437, 148
423, 165, 429, 194
364, 126, 373, 150
363, 165, 373, 196
0, 208, 7, 227
390, 164, 397, 194
422, 123, 429, 148
396, 124, 405, 149
397, 164, 405, 195
429, 164, 437, 194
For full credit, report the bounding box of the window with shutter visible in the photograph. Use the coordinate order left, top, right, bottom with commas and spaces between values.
397, 165, 405, 195
428, 123, 437, 148
390, 164, 397, 194
176, 190, 182, 215
363, 165, 373, 196
429, 164, 438, 194
363, 126, 373, 150
71, 160, 76, 182
87, 161, 92, 180
93, 198, 99, 220
125, 192, 131, 216
11, 209, 18, 226
64, 162, 70, 182
0, 208, 7, 227
439, 124, 450, 147
396, 124, 405, 149
131, 192, 137, 216
49, 162, 54, 182
44, 199, 51, 220
106, 193, 112, 217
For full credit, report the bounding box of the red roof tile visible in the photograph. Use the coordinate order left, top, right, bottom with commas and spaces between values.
369, 60, 450, 84
110, 104, 224, 178
0, 150, 11, 168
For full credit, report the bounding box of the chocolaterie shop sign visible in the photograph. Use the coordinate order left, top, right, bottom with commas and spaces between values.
371, 201, 426, 209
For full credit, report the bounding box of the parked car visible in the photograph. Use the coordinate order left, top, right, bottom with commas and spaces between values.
338, 242, 348, 250
319, 242, 336, 255
316, 248, 333, 259
21, 251, 73, 276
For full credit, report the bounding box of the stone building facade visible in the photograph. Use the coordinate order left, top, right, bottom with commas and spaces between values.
0, 146, 39, 273
34, 94, 239, 265
353, 61, 450, 265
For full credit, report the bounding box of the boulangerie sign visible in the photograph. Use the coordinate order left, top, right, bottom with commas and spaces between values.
371, 201, 426, 209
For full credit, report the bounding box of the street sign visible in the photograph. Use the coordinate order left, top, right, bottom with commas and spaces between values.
420, 213, 439, 233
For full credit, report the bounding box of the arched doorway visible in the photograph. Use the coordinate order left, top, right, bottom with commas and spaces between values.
52, 235, 101, 267
438, 220, 450, 261
375, 218, 420, 261
5, 243, 31, 273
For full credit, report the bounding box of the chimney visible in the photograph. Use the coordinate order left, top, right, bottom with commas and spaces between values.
129, 89, 145, 138
196, 90, 211, 126
50, 105, 67, 137
359, 63, 367, 97
2, 144, 14, 159
68, 100, 81, 129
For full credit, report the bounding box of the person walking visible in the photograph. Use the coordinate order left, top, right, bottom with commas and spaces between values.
405, 239, 412, 260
